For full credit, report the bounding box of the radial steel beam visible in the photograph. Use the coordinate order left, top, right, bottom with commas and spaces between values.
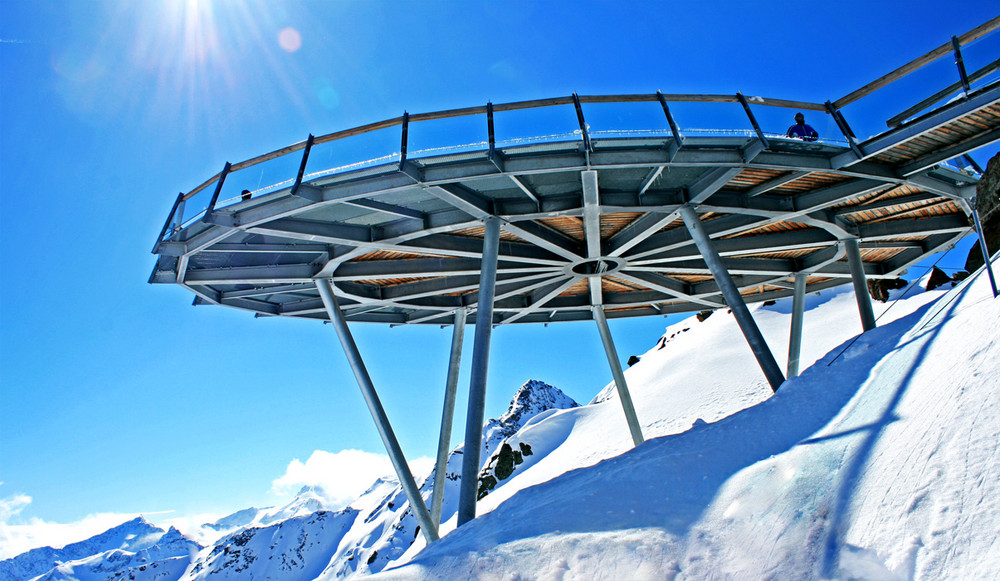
606, 210, 680, 257
582, 170, 602, 258
844, 238, 877, 331
687, 167, 742, 204
313, 278, 439, 543
746, 172, 807, 198
430, 308, 467, 527
787, 273, 807, 377
457, 217, 501, 526
679, 204, 785, 391
593, 306, 645, 446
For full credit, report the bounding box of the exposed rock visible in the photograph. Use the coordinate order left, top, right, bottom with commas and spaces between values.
481, 380, 578, 458
696, 310, 714, 322
762, 300, 776, 307
965, 151, 1000, 272
477, 475, 498, 500
867, 278, 908, 302
627, 355, 641, 366
477, 383, 578, 499
926, 266, 953, 291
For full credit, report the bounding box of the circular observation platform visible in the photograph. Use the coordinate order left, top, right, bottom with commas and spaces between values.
150, 93, 987, 326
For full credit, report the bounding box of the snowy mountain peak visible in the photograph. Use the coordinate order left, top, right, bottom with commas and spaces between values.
497, 379, 579, 430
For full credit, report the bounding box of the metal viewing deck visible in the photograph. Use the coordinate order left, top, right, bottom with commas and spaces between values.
149, 16, 1000, 541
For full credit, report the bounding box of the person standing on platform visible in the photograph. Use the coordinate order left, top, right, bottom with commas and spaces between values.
786, 112, 818, 141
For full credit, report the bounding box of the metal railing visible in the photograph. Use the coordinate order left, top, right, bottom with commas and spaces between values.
154, 16, 1000, 253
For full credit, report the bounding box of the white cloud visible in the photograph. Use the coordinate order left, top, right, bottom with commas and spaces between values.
271, 449, 435, 509
0, 492, 31, 522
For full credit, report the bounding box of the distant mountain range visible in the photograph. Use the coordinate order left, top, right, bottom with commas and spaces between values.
2, 380, 578, 581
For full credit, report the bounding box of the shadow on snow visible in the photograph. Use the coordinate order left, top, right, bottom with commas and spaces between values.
408, 299, 944, 564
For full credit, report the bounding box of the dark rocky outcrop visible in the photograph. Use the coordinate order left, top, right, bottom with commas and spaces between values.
867, 278, 908, 302
965, 152, 1000, 273
627, 355, 641, 366
696, 310, 714, 322
926, 266, 953, 291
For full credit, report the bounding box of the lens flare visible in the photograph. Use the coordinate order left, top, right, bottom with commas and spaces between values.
278, 27, 302, 53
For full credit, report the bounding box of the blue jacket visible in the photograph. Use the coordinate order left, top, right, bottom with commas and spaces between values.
786, 123, 818, 141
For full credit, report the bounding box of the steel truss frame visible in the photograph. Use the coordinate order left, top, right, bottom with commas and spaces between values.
151, 56, 999, 533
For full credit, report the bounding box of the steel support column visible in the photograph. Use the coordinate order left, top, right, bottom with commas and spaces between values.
787, 273, 807, 378
457, 217, 502, 526
430, 308, 467, 527
593, 306, 644, 446
972, 206, 999, 298
679, 204, 785, 391
314, 279, 439, 543
845, 238, 877, 331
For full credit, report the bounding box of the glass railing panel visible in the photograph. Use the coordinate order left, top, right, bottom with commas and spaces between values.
217, 152, 304, 208
304, 125, 402, 184
491, 101, 582, 150
407, 111, 489, 161
578, 99, 671, 142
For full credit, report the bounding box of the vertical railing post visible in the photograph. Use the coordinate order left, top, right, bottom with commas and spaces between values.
736, 92, 770, 149
572, 93, 592, 167
314, 279, 439, 544
845, 238, 877, 331
787, 273, 807, 377
399, 112, 410, 170
202, 162, 232, 222
153, 192, 185, 254
825, 101, 864, 160
657, 91, 683, 147
457, 217, 502, 526
430, 308, 467, 527
290, 134, 315, 197
952, 36, 971, 95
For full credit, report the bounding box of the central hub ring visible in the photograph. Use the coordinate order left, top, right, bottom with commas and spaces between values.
563, 256, 626, 278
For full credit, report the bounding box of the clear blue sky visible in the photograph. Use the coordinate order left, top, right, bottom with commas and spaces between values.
2, 0, 998, 542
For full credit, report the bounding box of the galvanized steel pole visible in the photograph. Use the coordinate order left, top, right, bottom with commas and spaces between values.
787, 273, 807, 378
314, 279, 439, 543
430, 308, 467, 527
593, 306, 644, 446
679, 204, 785, 391
845, 238, 877, 331
972, 206, 999, 298
457, 217, 501, 526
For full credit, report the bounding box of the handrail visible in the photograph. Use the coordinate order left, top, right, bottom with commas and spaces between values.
886, 57, 1000, 127
833, 14, 1000, 109
167, 16, 1000, 234
179, 92, 827, 202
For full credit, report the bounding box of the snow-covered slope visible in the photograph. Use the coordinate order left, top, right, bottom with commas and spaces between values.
9, 267, 999, 580
372, 273, 1000, 579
